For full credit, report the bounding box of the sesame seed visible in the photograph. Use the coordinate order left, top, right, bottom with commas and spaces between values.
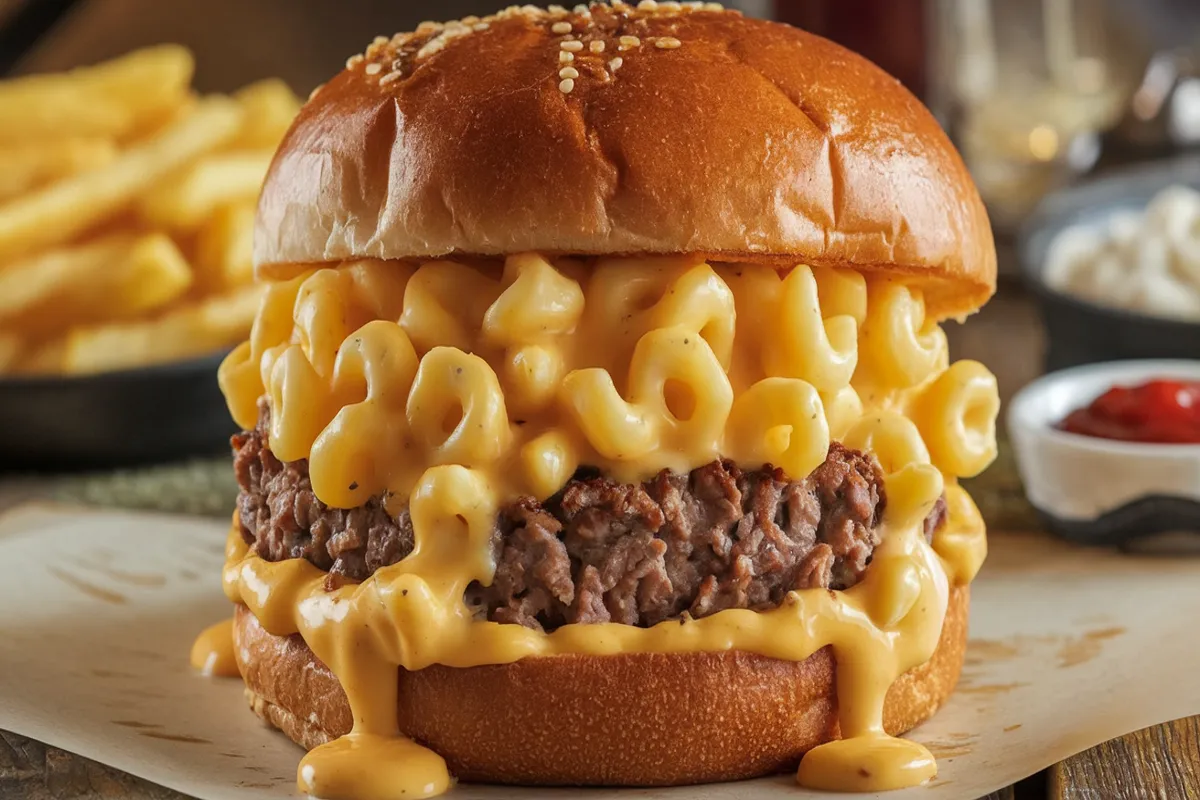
590, 40, 606, 53
548, 3, 567, 12
609, 56, 623, 71
559, 66, 579, 79
417, 20, 438, 31
561, 39, 584, 51
417, 38, 446, 59
346, 54, 364, 69
462, 15, 480, 24
372, 35, 389, 46
683, 0, 702, 7
551, 21, 573, 33
662, 1, 682, 9
379, 70, 403, 86
703, 1, 722, 8
619, 35, 641, 49
365, 62, 382, 75
574, 3, 589, 12
560, 50, 575, 63
655, 36, 682, 48
559, 77, 575, 93
638, 0, 659, 9
474, 22, 490, 31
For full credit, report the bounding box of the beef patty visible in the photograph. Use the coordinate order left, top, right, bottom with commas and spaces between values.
233, 409, 947, 631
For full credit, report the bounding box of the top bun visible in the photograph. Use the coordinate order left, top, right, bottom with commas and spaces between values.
255, 3, 995, 319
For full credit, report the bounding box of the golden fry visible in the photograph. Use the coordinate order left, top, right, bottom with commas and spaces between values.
0, 97, 242, 262
0, 138, 118, 202
0, 331, 20, 374
230, 78, 302, 149
63, 284, 264, 374
195, 201, 256, 290
138, 150, 273, 231
0, 233, 192, 334
13, 337, 65, 375
0, 46, 194, 144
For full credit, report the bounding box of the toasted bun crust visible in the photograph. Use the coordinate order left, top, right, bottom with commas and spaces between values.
255, 6, 994, 320
233, 586, 967, 786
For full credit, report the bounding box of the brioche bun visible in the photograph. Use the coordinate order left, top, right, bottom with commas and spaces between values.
233, 586, 967, 786
254, 6, 994, 319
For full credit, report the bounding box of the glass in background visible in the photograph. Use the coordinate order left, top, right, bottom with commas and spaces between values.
928, 0, 1142, 233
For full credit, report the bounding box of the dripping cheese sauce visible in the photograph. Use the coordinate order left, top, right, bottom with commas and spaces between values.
208, 253, 998, 798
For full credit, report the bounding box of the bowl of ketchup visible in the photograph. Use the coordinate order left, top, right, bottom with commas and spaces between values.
1009, 360, 1200, 547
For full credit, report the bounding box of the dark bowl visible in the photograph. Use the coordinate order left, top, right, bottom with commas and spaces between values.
1019, 156, 1200, 372
0, 352, 236, 471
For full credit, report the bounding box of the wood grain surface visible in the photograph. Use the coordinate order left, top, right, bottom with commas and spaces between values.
0, 732, 188, 800
1050, 717, 1200, 799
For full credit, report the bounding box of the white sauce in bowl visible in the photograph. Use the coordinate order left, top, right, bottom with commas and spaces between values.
1044, 184, 1200, 321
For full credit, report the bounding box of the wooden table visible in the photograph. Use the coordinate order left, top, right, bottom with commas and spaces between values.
2, 283, 1197, 799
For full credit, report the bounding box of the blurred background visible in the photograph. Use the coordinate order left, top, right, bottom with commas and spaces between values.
1, 0, 1199, 539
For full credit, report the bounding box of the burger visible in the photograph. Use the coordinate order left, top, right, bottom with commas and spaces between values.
210, 3, 999, 798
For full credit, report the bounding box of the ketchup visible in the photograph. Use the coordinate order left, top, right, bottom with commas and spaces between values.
1060, 379, 1200, 444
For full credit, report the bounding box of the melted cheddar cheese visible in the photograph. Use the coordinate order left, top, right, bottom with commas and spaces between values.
215, 253, 998, 798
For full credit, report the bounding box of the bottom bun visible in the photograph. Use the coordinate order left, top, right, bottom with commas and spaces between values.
233, 586, 967, 786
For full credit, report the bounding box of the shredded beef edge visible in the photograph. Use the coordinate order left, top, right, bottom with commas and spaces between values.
232, 408, 946, 632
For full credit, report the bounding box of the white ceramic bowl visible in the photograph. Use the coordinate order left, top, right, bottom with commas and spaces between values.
1008, 359, 1200, 545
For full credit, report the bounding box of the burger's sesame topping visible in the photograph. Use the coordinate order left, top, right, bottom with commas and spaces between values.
417, 37, 446, 59
559, 66, 580, 79
344, 2, 734, 93
559, 77, 575, 93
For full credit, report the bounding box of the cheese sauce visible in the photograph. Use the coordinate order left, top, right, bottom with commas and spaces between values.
190, 618, 239, 678
209, 253, 998, 797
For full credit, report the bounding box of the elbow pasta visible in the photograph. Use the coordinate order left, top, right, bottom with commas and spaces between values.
763, 265, 859, 392
858, 280, 947, 391
219, 252, 999, 538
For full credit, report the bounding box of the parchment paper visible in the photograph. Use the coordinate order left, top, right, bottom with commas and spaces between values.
1, 504, 1197, 800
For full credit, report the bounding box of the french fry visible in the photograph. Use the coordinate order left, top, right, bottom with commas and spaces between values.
138, 150, 272, 231
0, 233, 192, 334
62, 284, 264, 374
0, 46, 194, 144
0, 138, 118, 202
13, 338, 65, 375
0, 96, 242, 262
0, 331, 21, 373
195, 201, 256, 290
230, 79, 302, 149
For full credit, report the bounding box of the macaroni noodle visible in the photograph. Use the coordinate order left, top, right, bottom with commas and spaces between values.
215, 251, 999, 797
